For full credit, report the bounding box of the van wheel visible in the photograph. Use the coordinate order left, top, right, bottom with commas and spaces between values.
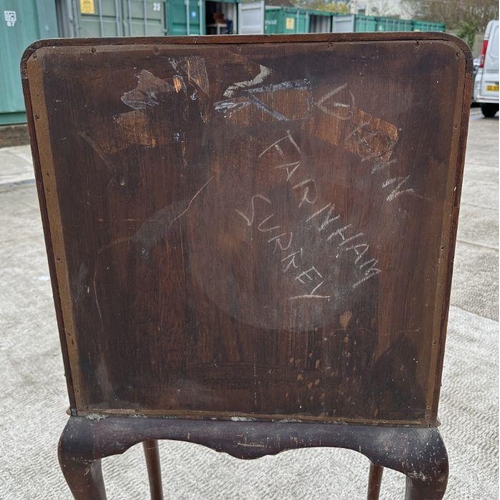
481, 103, 499, 118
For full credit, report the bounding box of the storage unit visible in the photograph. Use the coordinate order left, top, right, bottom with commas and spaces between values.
375, 17, 413, 32
355, 14, 377, 32
264, 6, 308, 35
413, 20, 445, 32
308, 10, 331, 33
331, 14, 445, 34
205, 0, 238, 34
331, 14, 355, 33
238, 1, 264, 34
0, 0, 58, 125
58, 0, 167, 37
166, 0, 203, 35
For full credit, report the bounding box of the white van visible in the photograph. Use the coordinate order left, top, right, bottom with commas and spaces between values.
474, 20, 499, 118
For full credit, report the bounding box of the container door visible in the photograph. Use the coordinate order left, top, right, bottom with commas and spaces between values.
124, 0, 166, 36
167, 0, 203, 35
73, 0, 122, 37
298, 11, 308, 33
264, 8, 279, 34
331, 14, 354, 33
74, 0, 167, 37
0, 0, 58, 123
238, 0, 264, 34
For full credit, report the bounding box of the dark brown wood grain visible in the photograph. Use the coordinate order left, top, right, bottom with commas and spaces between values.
23, 34, 471, 427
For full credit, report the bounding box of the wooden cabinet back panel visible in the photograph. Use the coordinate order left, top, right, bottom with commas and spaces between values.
24, 35, 471, 425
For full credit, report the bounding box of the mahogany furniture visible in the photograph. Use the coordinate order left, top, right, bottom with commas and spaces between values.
22, 33, 472, 499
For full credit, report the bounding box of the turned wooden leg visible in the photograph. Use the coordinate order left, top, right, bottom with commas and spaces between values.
58, 418, 107, 500
367, 463, 384, 500
143, 439, 164, 500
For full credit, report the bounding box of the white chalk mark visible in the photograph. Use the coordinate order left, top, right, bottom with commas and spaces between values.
383, 175, 415, 202
306, 203, 331, 222
248, 93, 288, 121
318, 206, 340, 232
168, 176, 214, 228
292, 179, 317, 208
258, 130, 301, 158
274, 161, 300, 182
223, 65, 272, 98
288, 292, 330, 301
235, 194, 272, 226
338, 232, 364, 247
347, 244, 370, 264
282, 248, 302, 272
316, 83, 348, 106
359, 258, 378, 270
327, 224, 352, 242
295, 266, 322, 284
214, 99, 251, 118
352, 264, 381, 289
371, 158, 396, 173
314, 83, 355, 120
268, 232, 293, 253
244, 79, 310, 94
257, 214, 281, 233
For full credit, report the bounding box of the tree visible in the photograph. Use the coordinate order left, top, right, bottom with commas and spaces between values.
292, 0, 349, 14
402, 0, 498, 43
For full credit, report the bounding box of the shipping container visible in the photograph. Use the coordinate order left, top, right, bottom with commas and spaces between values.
375, 17, 413, 32
58, 0, 167, 37
0, 0, 58, 125
308, 10, 331, 34
331, 14, 354, 33
355, 14, 377, 32
413, 20, 445, 32
205, 0, 238, 35
331, 13, 445, 34
166, 0, 203, 35
264, 6, 308, 35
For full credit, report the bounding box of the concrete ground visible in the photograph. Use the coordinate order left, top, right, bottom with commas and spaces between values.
0, 108, 498, 499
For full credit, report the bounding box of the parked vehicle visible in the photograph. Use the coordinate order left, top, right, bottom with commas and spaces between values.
474, 20, 499, 118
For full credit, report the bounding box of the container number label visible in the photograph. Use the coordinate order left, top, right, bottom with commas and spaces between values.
153, 2, 162, 11
4, 11, 16, 27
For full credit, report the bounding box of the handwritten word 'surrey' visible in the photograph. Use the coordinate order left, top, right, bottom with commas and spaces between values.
236, 194, 330, 300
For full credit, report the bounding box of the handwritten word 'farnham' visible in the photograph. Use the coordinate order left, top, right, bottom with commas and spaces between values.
259, 130, 381, 289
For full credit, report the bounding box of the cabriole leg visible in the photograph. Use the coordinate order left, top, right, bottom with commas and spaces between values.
58, 418, 106, 500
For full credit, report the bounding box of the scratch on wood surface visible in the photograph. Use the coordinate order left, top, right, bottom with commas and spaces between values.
79, 132, 117, 173
237, 442, 266, 448
121, 69, 174, 110
93, 266, 103, 324
168, 176, 214, 228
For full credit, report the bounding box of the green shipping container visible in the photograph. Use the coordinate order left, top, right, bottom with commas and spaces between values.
354, 15, 377, 32
413, 20, 445, 32
59, 0, 167, 38
0, 0, 58, 124
265, 7, 308, 35
375, 17, 413, 32
166, 0, 204, 35
307, 9, 331, 33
